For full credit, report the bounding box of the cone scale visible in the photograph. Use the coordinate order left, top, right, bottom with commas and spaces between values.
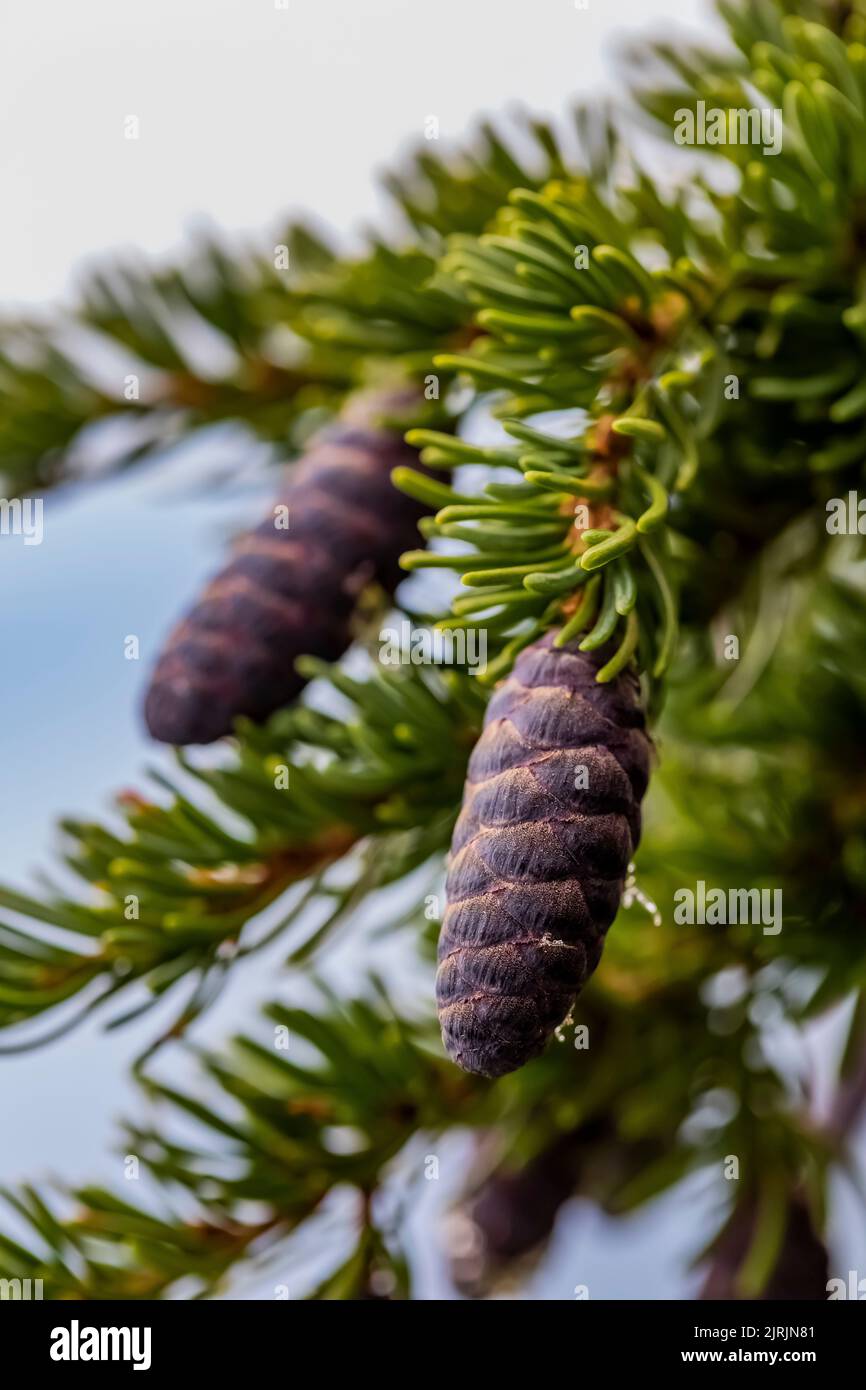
144, 415, 424, 745
437, 633, 651, 1077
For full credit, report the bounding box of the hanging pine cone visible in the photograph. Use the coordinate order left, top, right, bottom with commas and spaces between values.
144, 393, 426, 744
437, 633, 650, 1078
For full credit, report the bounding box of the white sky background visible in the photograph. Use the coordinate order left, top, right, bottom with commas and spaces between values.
2, 0, 708, 308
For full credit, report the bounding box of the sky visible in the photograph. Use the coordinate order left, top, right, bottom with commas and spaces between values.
3, 0, 862, 1300
1, 0, 708, 307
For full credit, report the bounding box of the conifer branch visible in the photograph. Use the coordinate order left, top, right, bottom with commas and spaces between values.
0, 652, 482, 1048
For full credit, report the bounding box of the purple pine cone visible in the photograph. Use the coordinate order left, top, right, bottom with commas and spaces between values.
437, 633, 651, 1078
144, 416, 424, 744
